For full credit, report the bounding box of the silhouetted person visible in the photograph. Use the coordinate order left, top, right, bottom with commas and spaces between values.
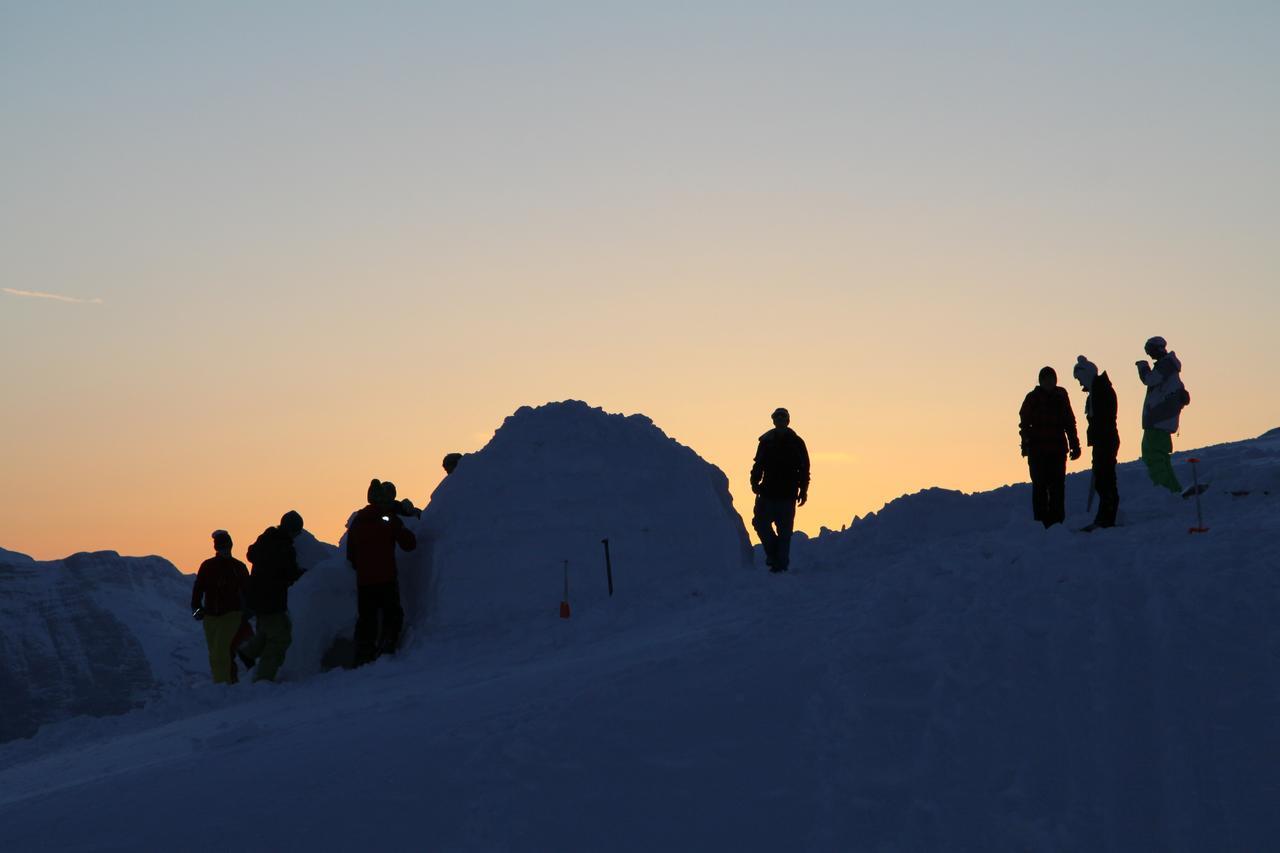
191, 530, 250, 684
1136, 336, 1186, 493
1019, 367, 1081, 528
750, 407, 810, 573
348, 481, 418, 665
239, 510, 306, 681
442, 453, 463, 475
1073, 356, 1120, 530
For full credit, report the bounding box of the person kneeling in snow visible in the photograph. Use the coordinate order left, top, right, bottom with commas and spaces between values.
348, 481, 418, 665
750, 407, 810, 573
191, 530, 250, 684
1019, 366, 1082, 528
1073, 355, 1120, 530
239, 510, 306, 682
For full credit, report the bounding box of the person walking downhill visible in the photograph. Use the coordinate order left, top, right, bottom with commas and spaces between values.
1073, 355, 1120, 531
750, 407, 810, 573
348, 481, 418, 666
239, 510, 306, 682
1136, 336, 1189, 493
190, 530, 250, 684
1019, 367, 1082, 528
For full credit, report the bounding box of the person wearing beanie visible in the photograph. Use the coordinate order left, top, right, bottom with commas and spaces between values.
347, 481, 418, 665
240, 510, 307, 681
1073, 355, 1121, 530
1019, 366, 1082, 528
442, 453, 463, 475
190, 530, 250, 684
749, 407, 810, 573
1135, 336, 1187, 493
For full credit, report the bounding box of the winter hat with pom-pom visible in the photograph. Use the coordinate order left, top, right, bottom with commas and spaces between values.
1073, 355, 1099, 388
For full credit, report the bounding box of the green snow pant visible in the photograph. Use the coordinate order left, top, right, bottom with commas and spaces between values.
202, 610, 242, 684
242, 612, 292, 682
1141, 428, 1182, 493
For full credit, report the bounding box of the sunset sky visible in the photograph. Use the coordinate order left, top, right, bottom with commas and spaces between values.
3, 2, 1277, 573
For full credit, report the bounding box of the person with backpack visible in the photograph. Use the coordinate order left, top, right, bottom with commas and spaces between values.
1136, 336, 1188, 493
749, 407, 810, 573
1019, 366, 1082, 528
190, 530, 250, 684
1073, 356, 1120, 530
238, 510, 306, 682
347, 481, 418, 665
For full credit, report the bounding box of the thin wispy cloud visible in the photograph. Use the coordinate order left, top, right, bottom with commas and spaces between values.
3, 288, 104, 305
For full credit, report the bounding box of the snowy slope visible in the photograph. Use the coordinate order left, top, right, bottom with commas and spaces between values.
0, 427, 1277, 851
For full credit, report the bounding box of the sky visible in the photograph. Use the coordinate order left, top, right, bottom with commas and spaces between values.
3, 1, 1278, 573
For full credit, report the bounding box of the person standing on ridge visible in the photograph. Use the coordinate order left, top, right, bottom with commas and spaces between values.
348, 481, 418, 665
750, 407, 810, 573
1135, 336, 1188, 493
190, 530, 250, 684
1073, 355, 1120, 530
1019, 367, 1082, 528
239, 510, 306, 681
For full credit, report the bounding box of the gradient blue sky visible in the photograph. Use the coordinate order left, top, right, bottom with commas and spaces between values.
3, 2, 1278, 571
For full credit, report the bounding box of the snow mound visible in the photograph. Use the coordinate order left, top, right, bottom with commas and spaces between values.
0, 550, 204, 743
402, 400, 753, 635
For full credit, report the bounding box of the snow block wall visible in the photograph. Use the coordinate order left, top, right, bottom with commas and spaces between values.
400, 401, 753, 635
0, 549, 205, 743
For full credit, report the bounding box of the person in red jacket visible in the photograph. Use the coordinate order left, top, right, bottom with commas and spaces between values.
347, 480, 418, 665
1019, 366, 1082, 528
190, 530, 250, 684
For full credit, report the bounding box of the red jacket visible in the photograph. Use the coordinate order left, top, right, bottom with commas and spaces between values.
191, 555, 250, 616
346, 504, 417, 586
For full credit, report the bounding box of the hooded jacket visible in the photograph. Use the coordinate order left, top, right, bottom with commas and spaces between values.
1019, 385, 1081, 458
1137, 351, 1185, 432
246, 526, 304, 614
750, 427, 811, 500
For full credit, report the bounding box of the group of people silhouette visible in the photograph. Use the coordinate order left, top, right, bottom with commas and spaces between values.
1019, 335, 1191, 531
189, 339, 1187, 683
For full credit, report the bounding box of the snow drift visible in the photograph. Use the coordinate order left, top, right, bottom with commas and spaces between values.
0, 549, 203, 743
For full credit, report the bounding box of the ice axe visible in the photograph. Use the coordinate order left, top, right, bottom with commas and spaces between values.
1187, 458, 1209, 534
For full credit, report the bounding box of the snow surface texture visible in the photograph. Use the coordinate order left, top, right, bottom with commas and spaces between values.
284, 401, 753, 678
0, 550, 202, 743
0, 534, 336, 744
1, 423, 1278, 851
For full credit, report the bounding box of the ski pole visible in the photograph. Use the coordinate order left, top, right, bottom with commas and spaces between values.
1188, 458, 1209, 534
559, 560, 571, 618
601, 538, 614, 596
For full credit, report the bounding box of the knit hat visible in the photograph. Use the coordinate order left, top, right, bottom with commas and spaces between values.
280, 510, 304, 536
1144, 336, 1167, 356
367, 478, 384, 504
1038, 366, 1057, 385
772, 407, 789, 420
212, 529, 233, 551
1073, 355, 1099, 387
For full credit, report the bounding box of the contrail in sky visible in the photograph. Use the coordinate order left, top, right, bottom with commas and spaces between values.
3, 288, 104, 304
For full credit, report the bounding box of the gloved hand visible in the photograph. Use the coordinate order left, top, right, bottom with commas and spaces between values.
797, 491, 808, 507
1020, 445, 1028, 458
751, 481, 761, 495
1070, 447, 1082, 461
192, 608, 204, 621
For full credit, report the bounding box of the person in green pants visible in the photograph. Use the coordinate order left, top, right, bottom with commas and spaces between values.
1135, 336, 1189, 493
191, 530, 250, 684
240, 511, 306, 682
